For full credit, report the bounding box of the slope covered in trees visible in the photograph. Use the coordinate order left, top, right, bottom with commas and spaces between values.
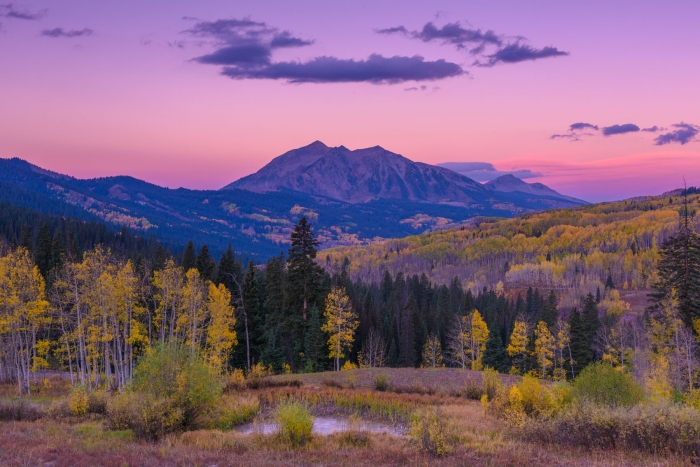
323, 191, 699, 308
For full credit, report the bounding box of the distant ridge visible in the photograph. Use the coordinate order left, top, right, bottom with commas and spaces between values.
485, 174, 587, 204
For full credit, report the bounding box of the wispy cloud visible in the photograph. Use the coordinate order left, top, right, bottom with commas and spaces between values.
378, 20, 568, 67
654, 123, 699, 145
0, 3, 45, 20
188, 17, 464, 84
41, 27, 93, 38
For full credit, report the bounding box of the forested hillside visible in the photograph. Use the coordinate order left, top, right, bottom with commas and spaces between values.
323, 191, 697, 309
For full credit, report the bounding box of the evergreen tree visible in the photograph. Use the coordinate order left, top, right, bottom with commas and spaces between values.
567, 308, 590, 377
482, 326, 510, 373
649, 196, 700, 327
398, 298, 416, 367
387, 337, 399, 367
596, 286, 602, 304
581, 293, 601, 353
605, 275, 615, 290
182, 240, 197, 271
196, 244, 215, 280
260, 328, 285, 374
286, 217, 324, 321
34, 223, 52, 277
303, 306, 326, 372
51, 230, 66, 271
240, 261, 264, 368
217, 245, 244, 302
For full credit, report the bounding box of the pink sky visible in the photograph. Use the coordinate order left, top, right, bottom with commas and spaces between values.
1, 0, 698, 202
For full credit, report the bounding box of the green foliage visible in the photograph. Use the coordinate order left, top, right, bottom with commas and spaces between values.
201, 395, 260, 430
274, 400, 314, 447
106, 392, 184, 441
571, 363, 644, 407
481, 328, 511, 373
132, 343, 223, 427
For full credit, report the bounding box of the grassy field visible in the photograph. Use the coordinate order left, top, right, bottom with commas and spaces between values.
0, 369, 695, 466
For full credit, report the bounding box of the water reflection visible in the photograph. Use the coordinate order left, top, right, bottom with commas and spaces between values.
236, 416, 404, 436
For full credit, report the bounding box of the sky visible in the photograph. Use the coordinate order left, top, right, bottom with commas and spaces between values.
1, 1, 699, 202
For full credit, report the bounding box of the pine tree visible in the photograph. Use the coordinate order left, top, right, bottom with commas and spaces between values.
649, 195, 700, 327
567, 308, 589, 377
34, 223, 52, 277
217, 245, 244, 301
286, 217, 324, 321
51, 230, 66, 272
581, 293, 601, 355
304, 306, 326, 372
240, 261, 263, 369
398, 299, 416, 367
482, 326, 510, 373
260, 328, 285, 374
182, 240, 197, 271
605, 275, 615, 290
196, 245, 214, 280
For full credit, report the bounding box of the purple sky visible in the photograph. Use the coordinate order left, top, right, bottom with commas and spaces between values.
1, 0, 699, 202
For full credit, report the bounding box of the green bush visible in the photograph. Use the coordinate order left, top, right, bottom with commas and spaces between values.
275, 400, 314, 447
132, 343, 223, 427
572, 363, 644, 407
374, 374, 388, 392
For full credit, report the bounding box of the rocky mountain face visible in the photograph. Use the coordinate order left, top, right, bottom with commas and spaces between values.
226, 141, 492, 206
227, 141, 586, 209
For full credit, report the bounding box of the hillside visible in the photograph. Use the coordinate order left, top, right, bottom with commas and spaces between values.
0, 150, 583, 259
322, 191, 696, 308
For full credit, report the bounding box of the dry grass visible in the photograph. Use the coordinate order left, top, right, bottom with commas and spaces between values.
0, 370, 698, 466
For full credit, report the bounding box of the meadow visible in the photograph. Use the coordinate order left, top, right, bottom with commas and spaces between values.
1, 367, 697, 467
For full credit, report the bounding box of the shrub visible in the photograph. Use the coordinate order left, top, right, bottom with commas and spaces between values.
481, 367, 501, 401
132, 343, 223, 427
225, 368, 246, 391
275, 400, 314, 447
87, 390, 108, 415
69, 386, 89, 416
106, 392, 183, 441
408, 407, 451, 456
0, 399, 43, 421
374, 374, 388, 392
341, 361, 358, 371
521, 401, 700, 455
463, 378, 483, 400
571, 363, 644, 407
202, 395, 260, 430
487, 376, 563, 425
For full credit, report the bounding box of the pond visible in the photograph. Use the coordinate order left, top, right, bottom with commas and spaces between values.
236, 416, 404, 437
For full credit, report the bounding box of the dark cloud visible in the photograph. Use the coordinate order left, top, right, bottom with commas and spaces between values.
377, 20, 567, 67
641, 126, 663, 132
190, 17, 463, 85
41, 27, 93, 38
477, 43, 568, 66
220, 54, 464, 84
569, 122, 599, 131
0, 3, 45, 20
602, 123, 640, 136
654, 123, 699, 145
270, 31, 314, 48
195, 44, 271, 65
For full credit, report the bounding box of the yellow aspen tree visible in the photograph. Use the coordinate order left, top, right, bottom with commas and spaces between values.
321, 286, 358, 371
555, 320, 571, 381
469, 310, 489, 370
178, 268, 208, 353
534, 321, 555, 378
507, 319, 529, 374
205, 283, 237, 372
420, 333, 444, 368
151, 260, 184, 343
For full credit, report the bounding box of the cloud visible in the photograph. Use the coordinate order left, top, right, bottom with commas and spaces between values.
41, 27, 93, 38
189, 17, 463, 84
377, 20, 567, 67
641, 126, 662, 132
0, 3, 45, 20
602, 123, 640, 136
654, 123, 699, 145
476, 43, 568, 67
569, 122, 599, 131
220, 54, 464, 84
438, 162, 542, 181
